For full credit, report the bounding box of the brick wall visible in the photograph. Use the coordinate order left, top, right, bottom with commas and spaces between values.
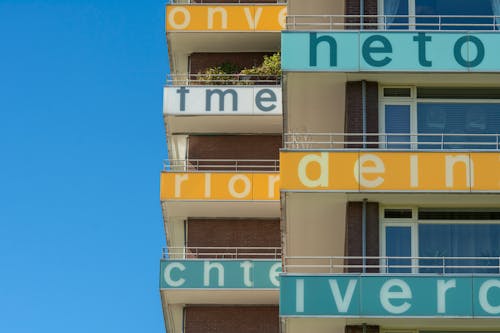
344, 201, 379, 273
345, 0, 378, 29
185, 306, 279, 333
187, 219, 280, 258
190, 52, 272, 74
344, 81, 379, 148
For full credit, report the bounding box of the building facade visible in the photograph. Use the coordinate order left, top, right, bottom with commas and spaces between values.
161, 0, 500, 332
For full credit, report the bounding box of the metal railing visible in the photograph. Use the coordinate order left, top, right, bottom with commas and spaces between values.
284, 256, 500, 274
286, 15, 500, 31
163, 159, 280, 172
284, 133, 500, 150
164, 246, 282, 259
168, 0, 286, 4
166, 74, 281, 86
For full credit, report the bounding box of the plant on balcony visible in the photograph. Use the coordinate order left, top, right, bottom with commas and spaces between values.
196, 52, 281, 85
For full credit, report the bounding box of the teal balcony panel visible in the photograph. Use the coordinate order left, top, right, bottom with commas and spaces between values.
280, 275, 500, 317
160, 259, 281, 289
282, 31, 500, 72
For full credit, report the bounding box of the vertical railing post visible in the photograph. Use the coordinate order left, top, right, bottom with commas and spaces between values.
442, 257, 446, 274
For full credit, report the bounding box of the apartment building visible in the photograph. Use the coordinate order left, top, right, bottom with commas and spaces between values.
160, 1, 285, 332
280, 0, 500, 333
161, 0, 500, 332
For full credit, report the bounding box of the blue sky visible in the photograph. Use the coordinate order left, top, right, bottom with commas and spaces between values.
0, 1, 168, 332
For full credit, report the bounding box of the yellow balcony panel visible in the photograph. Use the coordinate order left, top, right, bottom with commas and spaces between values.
280, 151, 500, 193
166, 4, 286, 32
160, 171, 280, 201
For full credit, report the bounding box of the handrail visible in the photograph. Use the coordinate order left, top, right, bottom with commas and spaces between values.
286, 14, 500, 31
163, 246, 283, 259
166, 74, 281, 86
284, 132, 500, 150
168, 0, 286, 4
284, 255, 500, 274
163, 159, 280, 172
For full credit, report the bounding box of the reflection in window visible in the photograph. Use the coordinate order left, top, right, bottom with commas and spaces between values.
386, 226, 412, 273
419, 224, 500, 273
417, 103, 500, 149
385, 105, 411, 148
382, 0, 499, 30
383, 0, 409, 29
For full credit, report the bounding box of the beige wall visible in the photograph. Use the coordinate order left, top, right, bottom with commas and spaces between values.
286, 318, 346, 333
288, 0, 344, 16
165, 216, 186, 254
286, 73, 346, 134
285, 193, 347, 272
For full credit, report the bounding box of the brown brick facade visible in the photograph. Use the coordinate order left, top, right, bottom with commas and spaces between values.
186, 219, 281, 258
184, 306, 279, 333
344, 201, 379, 272
344, 81, 379, 148
345, 0, 378, 29
189, 52, 272, 74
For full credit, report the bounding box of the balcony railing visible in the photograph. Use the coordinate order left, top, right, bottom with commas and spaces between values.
163, 246, 283, 259
284, 133, 500, 150
284, 256, 500, 274
286, 15, 500, 31
166, 74, 281, 86
163, 159, 280, 172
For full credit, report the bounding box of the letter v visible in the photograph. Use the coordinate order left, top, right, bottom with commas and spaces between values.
329, 279, 357, 313
244, 7, 262, 30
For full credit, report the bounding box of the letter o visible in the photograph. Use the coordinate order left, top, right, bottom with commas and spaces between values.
168, 7, 191, 30
454, 36, 485, 68
228, 175, 251, 198
479, 279, 500, 314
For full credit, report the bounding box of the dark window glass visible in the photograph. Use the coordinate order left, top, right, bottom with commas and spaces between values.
384, 209, 413, 219
417, 103, 500, 149
419, 224, 500, 273
383, 0, 409, 29
385, 105, 411, 149
384, 87, 411, 97
418, 88, 500, 99
386, 226, 412, 273
416, 0, 494, 30
419, 209, 500, 220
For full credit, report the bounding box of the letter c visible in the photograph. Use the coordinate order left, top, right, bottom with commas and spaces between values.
164, 262, 186, 287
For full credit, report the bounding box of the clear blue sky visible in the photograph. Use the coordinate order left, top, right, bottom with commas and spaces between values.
0, 1, 168, 332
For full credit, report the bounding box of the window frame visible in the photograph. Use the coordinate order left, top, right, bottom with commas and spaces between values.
380, 85, 500, 149
380, 206, 500, 273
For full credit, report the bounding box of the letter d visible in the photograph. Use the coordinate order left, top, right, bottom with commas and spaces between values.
297, 153, 329, 188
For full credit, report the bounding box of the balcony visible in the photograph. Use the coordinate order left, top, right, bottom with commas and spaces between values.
280, 133, 500, 193
165, 1, 285, 71
286, 15, 500, 31
165, 246, 282, 260
284, 133, 500, 150
160, 247, 281, 300
282, 16, 500, 72
160, 159, 281, 218
280, 256, 500, 318
163, 74, 282, 134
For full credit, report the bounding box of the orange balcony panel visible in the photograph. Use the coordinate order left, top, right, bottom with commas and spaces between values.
280, 151, 500, 193
166, 5, 286, 32
160, 172, 280, 201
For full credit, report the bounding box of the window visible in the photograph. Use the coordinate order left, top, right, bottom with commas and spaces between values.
379, 0, 499, 30
380, 86, 500, 149
381, 207, 500, 273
